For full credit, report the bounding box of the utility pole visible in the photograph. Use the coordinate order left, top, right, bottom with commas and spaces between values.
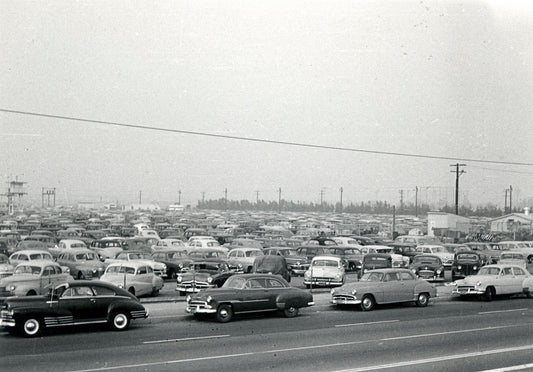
201, 192, 205, 204
224, 188, 227, 210
278, 188, 282, 214
399, 190, 404, 212
255, 191, 259, 204
320, 189, 325, 208
450, 163, 466, 215
139, 190, 142, 204
509, 185, 513, 213
339, 187, 343, 213
415, 186, 418, 217
505, 188, 509, 214
178, 190, 181, 205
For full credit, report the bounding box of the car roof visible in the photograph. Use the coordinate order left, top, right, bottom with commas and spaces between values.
107, 261, 147, 268
311, 255, 341, 261
15, 260, 60, 268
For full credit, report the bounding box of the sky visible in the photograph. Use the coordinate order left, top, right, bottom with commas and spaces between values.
1, 0, 532, 209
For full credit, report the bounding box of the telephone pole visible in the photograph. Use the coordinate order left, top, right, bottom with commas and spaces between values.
278, 188, 282, 214
509, 185, 513, 213
450, 164, 466, 215
339, 187, 343, 213
178, 190, 181, 205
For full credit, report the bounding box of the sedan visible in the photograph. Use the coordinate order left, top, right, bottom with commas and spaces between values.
331, 268, 437, 311
451, 264, 533, 301
100, 262, 164, 297
0, 281, 148, 337
186, 273, 314, 322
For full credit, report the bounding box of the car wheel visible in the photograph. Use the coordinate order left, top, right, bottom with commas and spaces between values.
20, 317, 42, 337
26, 290, 37, 296
179, 291, 186, 296
528, 255, 533, 265
360, 295, 375, 311
128, 287, 135, 296
78, 272, 85, 280
151, 288, 159, 297
305, 284, 311, 289
215, 304, 233, 323
283, 306, 299, 318
416, 293, 430, 307
485, 286, 495, 302
168, 270, 176, 279
110, 311, 130, 331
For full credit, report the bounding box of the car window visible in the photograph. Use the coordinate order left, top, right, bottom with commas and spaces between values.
63, 286, 94, 297
400, 271, 415, 280
246, 278, 266, 288
513, 267, 526, 276
384, 272, 400, 282
138, 266, 147, 275
266, 278, 285, 288
43, 266, 55, 276
93, 286, 115, 296
502, 267, 513, 276
361, 272, 384, 282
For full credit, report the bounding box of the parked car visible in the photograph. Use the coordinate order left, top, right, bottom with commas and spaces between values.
56, 248, 106, 280
151, 250, 193, 279
359, 253, 392, 278
49, 239, 88, 258
326, 246, 364, 272
100, 262, 164, 297
263, 247, 310, 276
451, 264, 533, 301
0, 254, 14, 279
416, 245, 454, 267
150, 238, 186, 253
0, 280, 148, 337
451, 251, 483, 281
295, 245, 330, 260
227, 247, 264, 273
465, 242, 499, 264
106, 251, 167, 277
252, 254, 291, 282
89, 238, 124, 259
331, 268, 437, 311
498, 251, 528, 268
362, 245, 409, 268
387, 242, 419, 263
410, 254, 445, 282
303, 255, 345, 288
187, 248, 228, 262
176, 261, 237, 295
9, 250, 54, 266
186, 273, 314, 322
0, 261, 72, 298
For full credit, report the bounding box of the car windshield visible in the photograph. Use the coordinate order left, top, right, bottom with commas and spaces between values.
206, 241, 221, 247
15, 265, 41, 275
312, 259, 338, 267
431, 247, 447, 253
479, 267, 501, 275
360, 272, 384, 282
456, 253, 479, 261
280, 249, 298, 256
75, 252, 98, 260
376, 248, 393, 254
413, 256, 440, 265
500, 254, 523, 260
223, 276, 247, 289
191, 263, 224, 272
246, 250, 263, 257
129, 253, 151, 260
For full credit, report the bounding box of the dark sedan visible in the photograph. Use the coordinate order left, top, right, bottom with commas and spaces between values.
409, 254, 445, 282
176, 261, 238, 295
186, 274, 314, 322
152, 250, 193, 279
0, 281, 148, 337
451, 251, 483, 281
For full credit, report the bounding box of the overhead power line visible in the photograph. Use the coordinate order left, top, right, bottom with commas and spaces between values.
2, 108, 533, 167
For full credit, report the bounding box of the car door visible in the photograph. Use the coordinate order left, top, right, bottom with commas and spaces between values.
238, 278, 273, 313
382, 272, 406, 303
136, 265, 153, 294
58, 285, 105, 322
496, 267, 516, 294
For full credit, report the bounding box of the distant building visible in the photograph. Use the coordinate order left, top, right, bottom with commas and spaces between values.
125, 204, 161, 212
427, 212, 472, 240
489, 211, 533, 233
168, 204, 184, 212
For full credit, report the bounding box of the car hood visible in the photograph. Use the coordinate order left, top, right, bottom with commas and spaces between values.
4, 295, 50, 307
0, 274, 46, 285
191, 288, 239, 300
455, 275, 498, 285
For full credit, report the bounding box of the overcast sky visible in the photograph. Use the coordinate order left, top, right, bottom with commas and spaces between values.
1, 0, 532, 209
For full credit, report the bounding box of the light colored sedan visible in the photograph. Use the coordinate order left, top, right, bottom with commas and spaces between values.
100, 262, 164, 297
304, 255, 345, 288
331, 268, 437, 311
451, 264, 533, 301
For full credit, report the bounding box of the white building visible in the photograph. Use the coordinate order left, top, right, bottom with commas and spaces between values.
427, 212, 472, 239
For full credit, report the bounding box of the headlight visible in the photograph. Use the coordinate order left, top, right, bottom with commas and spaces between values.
411, 269, 417, 273
334, 274, 341, 280
436, 269, 442, 274
473, 266, 478, 270
330, 289, 335, 295
206, 296, 212, 303
8, 284, 16, 291
296, 261, 301, 266
457, 265, 462, 270
207, 277, 213, 283
304, 271, 310, 278
178, 263, 183, 269
162, 264, 167, 270
238, 263, 243, 269
186, 295, 191, 302
351, 289, 357, 296
177, 275, 182, 283
476, 281, 482, 286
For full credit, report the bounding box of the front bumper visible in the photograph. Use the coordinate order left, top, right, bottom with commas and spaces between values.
0, 309, 15, 327
304, 278, 344, 287
331, 295, 361, 305
186, 300, 216, 314
452, 287, 485, 295
176, 285, 215, 294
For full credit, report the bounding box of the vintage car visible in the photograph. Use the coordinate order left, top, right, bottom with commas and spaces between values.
0, 254, 15, 279
451, 264, 533, 301
361, 245, 409, 268
150, 238, 187, 253
303, 255, 345, 288
89, 238, 124, 259
187, 248, 228, 261
176, 261, 237, 295
0, 261, 72, 298
100, 262, 164, 297
0, 281, 148, 337
498, 251, 528, 268
451, 251, 483, 281
56, 248, 106, 280
410, 254, 445, 282
9, 249, 54, 266
295, 245, 331, 260
465, 242, 499, 264
151, 249, 193, 279
49, 239, 88, 258
123, 237, 160, 254
252, 255, 291, 282
106, 251, 167, 276
227, 247, 264, 273
331, 268, 437, 311
359, 253, 392, 278
416, 245, 454, 267
186, 273, 314, 322
262, 247, 310, 275
187, 238, 228, 253
388, 242, 419, 263
326, 246, 364, 272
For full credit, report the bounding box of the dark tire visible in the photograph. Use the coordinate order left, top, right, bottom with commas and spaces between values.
215, 304, 233, 323
168, 270, 176, 279
179, 291, 186, 296
78, 272, 85, 280
485, 286, 495, 302
416, 292, 430, 307
110, 311, 130, 331
305, 284, 311, 289
283, 306, 299, 318
528, 255, 533, 265
128, 287, 135, 296
151, 288, 159, 297
26, 290, 37, 296
525, 290, 533, 299
360, 295, 375, 311
20, 317, 42, 337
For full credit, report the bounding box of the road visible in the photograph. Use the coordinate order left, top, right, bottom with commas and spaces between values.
1, 273, 533, 372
